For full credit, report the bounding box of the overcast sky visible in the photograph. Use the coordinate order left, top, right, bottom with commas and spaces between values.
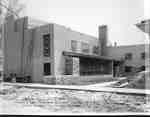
21, 0, 149, 46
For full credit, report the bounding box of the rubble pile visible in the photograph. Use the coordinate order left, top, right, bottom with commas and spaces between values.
111, 70, 149, 89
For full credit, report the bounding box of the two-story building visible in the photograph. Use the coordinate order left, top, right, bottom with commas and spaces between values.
3, 15, 148, 84
4, 16, 122, 83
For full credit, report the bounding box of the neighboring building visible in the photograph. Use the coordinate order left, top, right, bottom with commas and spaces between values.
136, 20, 150, 72
106, 44, 148, 75
136, 19, 150, 37
4, 16, 121, 83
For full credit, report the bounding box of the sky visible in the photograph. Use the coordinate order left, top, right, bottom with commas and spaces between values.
21, 0, 149, 46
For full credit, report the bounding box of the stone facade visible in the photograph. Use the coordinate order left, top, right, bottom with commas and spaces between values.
72, 57, 80, 76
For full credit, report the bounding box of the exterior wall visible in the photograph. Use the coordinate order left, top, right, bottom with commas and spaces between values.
3, 16, 55, 83
4, 16, 29, 77
31, 24, 54, 83
5, 16, 149, 84
106, 44, 147, 70
53, 24, 99, 76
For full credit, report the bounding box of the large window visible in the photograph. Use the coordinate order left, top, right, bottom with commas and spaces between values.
81, 42, 90, 53
71, 40, 77, 52
141, 52, 145, 60
43, 34, 50, 57
125, 53, 132, 60
44, 63, 51, 75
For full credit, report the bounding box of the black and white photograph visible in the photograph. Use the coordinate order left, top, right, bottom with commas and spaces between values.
0, 0, 150, 115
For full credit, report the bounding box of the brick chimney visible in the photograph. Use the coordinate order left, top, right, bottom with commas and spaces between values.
98, 25, 108, 56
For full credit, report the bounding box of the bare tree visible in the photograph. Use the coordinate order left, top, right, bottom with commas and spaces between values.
0, 0, 25, 48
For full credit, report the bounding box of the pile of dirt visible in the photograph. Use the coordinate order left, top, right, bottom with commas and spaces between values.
111, 70, 149, 89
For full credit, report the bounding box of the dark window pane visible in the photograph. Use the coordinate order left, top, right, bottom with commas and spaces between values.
125, 66, 132, 72
44, 63, 51, 75
125, 53, 132, 60
93, 46, 99, 55
141, 52, 145, 59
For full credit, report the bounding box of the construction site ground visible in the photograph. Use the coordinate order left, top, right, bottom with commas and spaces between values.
0, 82, 150, 114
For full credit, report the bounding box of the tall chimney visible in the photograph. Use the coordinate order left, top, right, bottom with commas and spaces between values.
98, 25, 108, 56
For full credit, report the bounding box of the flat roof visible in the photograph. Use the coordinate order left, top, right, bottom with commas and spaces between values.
63, 51, 121, 61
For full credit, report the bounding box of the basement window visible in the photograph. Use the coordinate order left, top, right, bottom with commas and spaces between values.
44, 63, 51, 76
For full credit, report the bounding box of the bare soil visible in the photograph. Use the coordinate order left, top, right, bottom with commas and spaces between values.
0, 84, 149, 114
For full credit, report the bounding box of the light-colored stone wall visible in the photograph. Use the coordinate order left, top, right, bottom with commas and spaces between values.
53, 24, 99, 76
4, 16, 55, 83
31, 24, 54, 83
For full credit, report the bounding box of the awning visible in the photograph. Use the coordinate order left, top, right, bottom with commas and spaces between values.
63, 51, 121, 61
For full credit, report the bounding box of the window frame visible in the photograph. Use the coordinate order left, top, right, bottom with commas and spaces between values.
43, 34, 51, 57
43, 63, 51, 76
81, 42, 90, 53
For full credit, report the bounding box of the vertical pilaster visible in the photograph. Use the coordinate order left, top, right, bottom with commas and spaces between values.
72, 57, 80, 76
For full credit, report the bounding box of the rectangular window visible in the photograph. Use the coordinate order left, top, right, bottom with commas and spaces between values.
81, 42, 89, 53
71, 40, 77, 52
44, 63, 51, 75
93, 46, 99, 55
125, 53, 132, 60
43, 34, 50, 57
141, 52, 145, 59
125, 66, 132, 73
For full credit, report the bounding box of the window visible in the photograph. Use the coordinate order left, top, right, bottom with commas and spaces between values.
141, 52, 145, 59
125, 66, 132, 73
93, 46, 99, 55
43, 34, 50, 57
125, 53, 132, 60
81, 42, 89, 53
44, 63, 51, 75
71, 40, 77, 52
140, 66, 145, 71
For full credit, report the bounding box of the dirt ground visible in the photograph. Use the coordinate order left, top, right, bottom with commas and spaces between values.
0, 84, 149, 114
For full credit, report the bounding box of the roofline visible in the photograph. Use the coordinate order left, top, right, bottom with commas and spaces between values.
107, 44, 150, 48
20, 16, 99, 39
63, 51, 121, 61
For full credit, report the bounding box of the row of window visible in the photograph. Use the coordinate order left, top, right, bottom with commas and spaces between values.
125, 52, 145, 60
71, 40, 99, 55
43, 35, 100, 57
